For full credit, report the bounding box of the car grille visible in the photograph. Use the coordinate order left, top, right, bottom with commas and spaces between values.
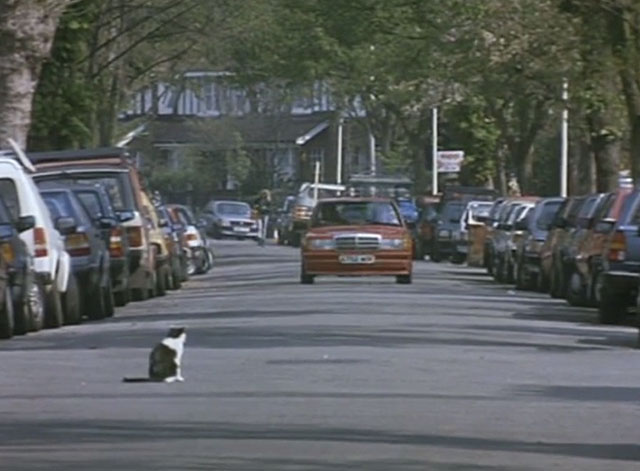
334, 234, 381, 251
230, 220, 253, 227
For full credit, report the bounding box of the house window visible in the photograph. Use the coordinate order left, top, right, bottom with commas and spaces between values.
205, 83, 215, 111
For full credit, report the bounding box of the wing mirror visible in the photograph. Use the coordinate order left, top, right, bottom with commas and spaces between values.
98, 217, 117, 230
55, 216, 77, 235
16, 215, 35, 233
117, 210, 135, 223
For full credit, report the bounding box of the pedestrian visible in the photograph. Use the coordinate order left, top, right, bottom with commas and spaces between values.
253, 189, 272, 246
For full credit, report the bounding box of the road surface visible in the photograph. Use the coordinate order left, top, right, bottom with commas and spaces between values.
1, 240, 639, 470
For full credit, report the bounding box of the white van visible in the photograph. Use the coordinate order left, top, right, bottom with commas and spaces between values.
0, 143, 71, 328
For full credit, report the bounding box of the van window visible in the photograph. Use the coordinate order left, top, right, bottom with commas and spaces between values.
0, 179, 20, 221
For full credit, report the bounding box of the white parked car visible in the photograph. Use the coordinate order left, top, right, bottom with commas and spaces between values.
0, 141, 73, 328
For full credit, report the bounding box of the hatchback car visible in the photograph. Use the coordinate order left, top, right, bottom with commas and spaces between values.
301, 198, 413, 284
39, 185, 113, 322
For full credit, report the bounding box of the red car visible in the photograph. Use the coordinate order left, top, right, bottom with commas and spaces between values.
300, 198, 413, 284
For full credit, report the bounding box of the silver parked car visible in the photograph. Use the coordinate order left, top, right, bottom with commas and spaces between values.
201, 200, 259, 240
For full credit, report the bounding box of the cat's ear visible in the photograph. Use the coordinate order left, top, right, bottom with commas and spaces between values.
168, 327, 186, 338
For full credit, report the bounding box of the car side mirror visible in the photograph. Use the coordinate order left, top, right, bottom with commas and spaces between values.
117, 211, 135, 223
16, 215, 36, 233
0, 223, 15, 240
98, 217, 117, 230
55, 216, 77, 235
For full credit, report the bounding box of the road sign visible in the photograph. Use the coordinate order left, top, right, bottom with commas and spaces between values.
437, 150, 464, 173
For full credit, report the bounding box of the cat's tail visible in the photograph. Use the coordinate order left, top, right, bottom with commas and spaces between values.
122, 377, 153, 383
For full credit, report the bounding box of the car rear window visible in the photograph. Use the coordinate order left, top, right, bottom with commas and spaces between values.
35, 172, 135, 212
0, 178, 20, 221
312, 201, 402, 227
442, 202, 465, 222
41, 191, 82, 223
74, 190, 105, 219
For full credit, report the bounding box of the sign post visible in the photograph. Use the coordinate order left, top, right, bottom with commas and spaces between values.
432, 107, 438, 195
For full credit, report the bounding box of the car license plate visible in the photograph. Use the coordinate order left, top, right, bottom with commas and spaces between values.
234, 226, 250, 233
339, 254, 375, 264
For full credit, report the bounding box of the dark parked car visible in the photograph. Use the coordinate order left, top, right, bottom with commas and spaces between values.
39, 186, 113, 322
156, 204, 188, 289
71, 184, 131, 306
595, 189, 640, 324
483, 198, 508, 274
275, 195, 296, 246
0, 197, 45, 337
513, 197, 564, 291
431, 200, 466, 262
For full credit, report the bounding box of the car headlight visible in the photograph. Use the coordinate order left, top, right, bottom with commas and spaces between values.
309, 238, 335, 250
380, 238, 406, 250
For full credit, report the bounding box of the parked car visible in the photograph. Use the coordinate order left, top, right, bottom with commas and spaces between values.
455, 200, 494, 264
39, 185, 113, 322
167, 204, 212, 275
0, 243, 13, 339
483, 197, 508, 274
0, 196, 45, 336
431, 200, 466, 263
1, 143, 72, 329
594, 189, 640, 324
30, 147, 156, 302
493, 201, 536, 282
202, 200, 260, 240
139, 190, 172, 297
513, 197, 564, 291
70, 183, 132, 306
488, 198, 532, 280
301, 198, 413, 284
274, 195, 296, 246
156, 204, 188, 289
566, 189, 631, 308
539, 197, 585, 296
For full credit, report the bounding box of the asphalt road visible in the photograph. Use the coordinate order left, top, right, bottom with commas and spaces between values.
1, 240, 640, 471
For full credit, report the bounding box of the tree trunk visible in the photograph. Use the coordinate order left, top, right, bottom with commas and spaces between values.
592, 130, 620, 192
0, 1, 70, 148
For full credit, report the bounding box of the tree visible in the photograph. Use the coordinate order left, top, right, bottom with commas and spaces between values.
0, 0, 75, 148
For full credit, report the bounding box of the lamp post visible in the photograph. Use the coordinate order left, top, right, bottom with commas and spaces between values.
432, 107, 438, 195
561, 80, 569, 197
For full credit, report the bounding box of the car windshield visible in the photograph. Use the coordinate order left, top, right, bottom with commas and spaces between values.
216, 202, 251, 217
312, 201, 402, 227
442, 203, 465, 222
537, 201, 562, 230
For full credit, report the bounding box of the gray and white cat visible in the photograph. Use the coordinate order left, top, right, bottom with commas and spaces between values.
123, 327, 186, 383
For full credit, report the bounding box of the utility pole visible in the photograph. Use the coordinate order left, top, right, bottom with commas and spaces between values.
336, 118, 343, 184
561, 80, 569, 197
369, 132, 376, 176
432, 107, 438, 195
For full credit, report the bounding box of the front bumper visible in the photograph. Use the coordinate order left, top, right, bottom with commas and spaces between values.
303, 250, 412, 276
218, 226, 260, 238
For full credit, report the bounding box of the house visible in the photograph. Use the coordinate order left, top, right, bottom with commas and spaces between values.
120, 71, 376, 200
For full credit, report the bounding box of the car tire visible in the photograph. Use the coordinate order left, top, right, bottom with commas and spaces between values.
171, 266, 182, 290
566, 269, 587, 307
0, 286, 15, 339
155, 268, 167, 297
598, 286, 627, 325
45, 282, 64, 329
62, 274, 82, 325
12, 284, 31, 336
114, 287, 130, 307
396, 274, 412, 284
87, 281, 107, 320
28, 280, 46, 332
537, 269, 550, 293
103, 278, 115, 317
300, 265, 314, 284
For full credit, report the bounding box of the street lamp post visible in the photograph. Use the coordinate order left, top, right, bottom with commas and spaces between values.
561, 80, 569, 197
432, 107, 438, 195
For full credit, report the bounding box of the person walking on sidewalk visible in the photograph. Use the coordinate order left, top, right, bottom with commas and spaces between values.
253, 189, 272, 246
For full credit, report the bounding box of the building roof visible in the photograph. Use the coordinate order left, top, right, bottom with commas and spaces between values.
146, 112, 335, 149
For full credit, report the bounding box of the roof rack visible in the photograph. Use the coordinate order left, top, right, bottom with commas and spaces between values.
28, 147, 130, 164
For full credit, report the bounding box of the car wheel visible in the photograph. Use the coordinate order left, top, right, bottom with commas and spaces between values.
45, 282, 64, 329
566, 269, 587, 307
300, 265, 314, 284
62, 274, 82, 325
28, 279, 45, 332
12, 284, 31, 336
171, 265, 182, 290
494, 255, 505, 282
0, 286, 14, 339
396, 274, 412, 284
598, 285, 627, 324
155, 268, 167, 297
87, 281, 107, 320
103, 278, 115, 317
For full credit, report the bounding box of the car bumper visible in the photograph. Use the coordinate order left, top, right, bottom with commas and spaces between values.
303, 250, 412, 276
603, 271, 639, 294
218, 227, 260, 238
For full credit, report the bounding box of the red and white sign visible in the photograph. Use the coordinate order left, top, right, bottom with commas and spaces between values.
437, 150, 465, 173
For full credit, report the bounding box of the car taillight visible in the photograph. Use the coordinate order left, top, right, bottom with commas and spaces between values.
109, 227, 124, 258
608, 231, 626, 262
1, 242, 14, 264
127, 226, 143, 248
294, 205, 312, 220
65, 232, 91, 257
33, 227, 48, 258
